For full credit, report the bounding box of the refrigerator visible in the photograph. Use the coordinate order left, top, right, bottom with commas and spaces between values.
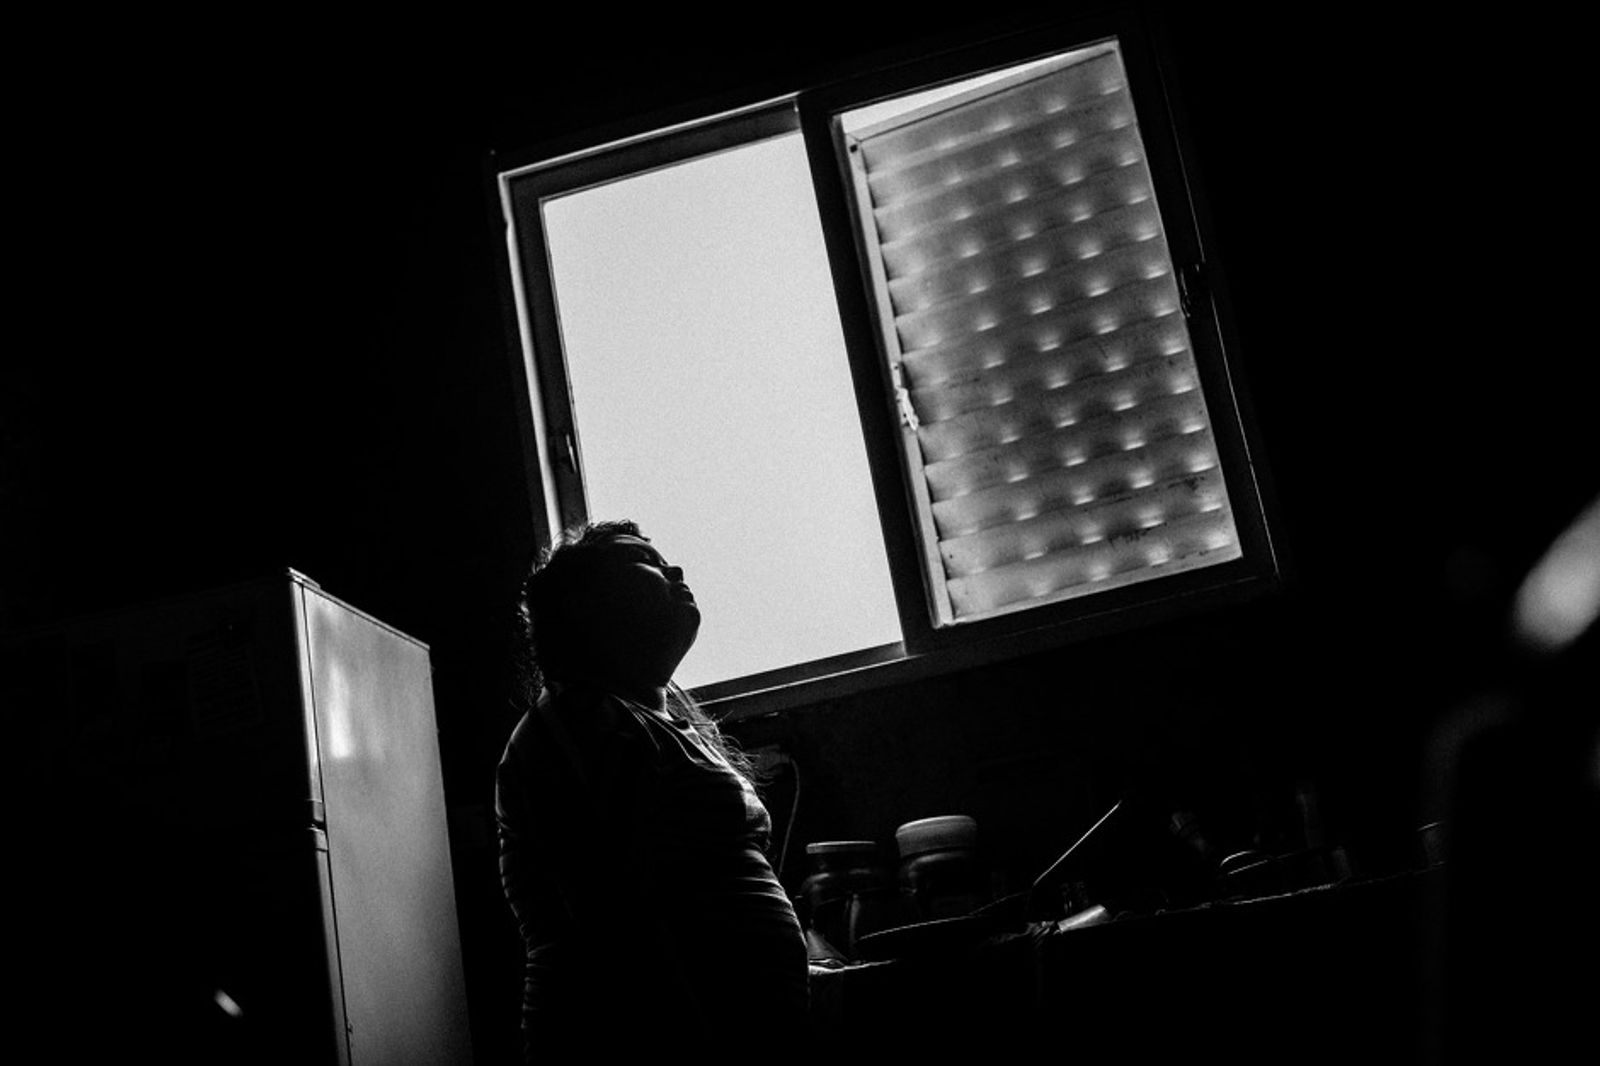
8, 570, 474, 1063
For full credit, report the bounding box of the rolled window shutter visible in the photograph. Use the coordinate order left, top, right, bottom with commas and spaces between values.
842, 42, 1243, 625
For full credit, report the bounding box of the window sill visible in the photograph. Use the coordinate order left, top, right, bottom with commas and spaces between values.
698, 566, 1277, 722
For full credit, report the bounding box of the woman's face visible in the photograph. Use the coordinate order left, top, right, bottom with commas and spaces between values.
577, 534, 701, 683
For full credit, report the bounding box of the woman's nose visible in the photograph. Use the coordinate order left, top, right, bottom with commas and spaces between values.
665, 565, 685, 583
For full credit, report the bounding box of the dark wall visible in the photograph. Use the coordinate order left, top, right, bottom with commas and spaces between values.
6, 7, 1590, 1062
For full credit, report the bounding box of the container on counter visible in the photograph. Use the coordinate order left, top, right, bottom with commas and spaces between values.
895, 815, 986, 921
798, 840, 897, 959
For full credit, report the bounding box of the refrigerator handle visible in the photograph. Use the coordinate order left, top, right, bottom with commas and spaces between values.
308, 798, 326, 829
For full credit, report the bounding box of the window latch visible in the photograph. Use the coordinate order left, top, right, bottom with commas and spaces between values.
892, 366, 920, 432
1177, 261, 1208, 320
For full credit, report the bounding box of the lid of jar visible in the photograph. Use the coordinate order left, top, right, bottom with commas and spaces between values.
895, 815, 977, 858
805, 840, 879, 856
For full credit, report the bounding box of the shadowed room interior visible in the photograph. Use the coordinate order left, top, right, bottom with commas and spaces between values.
6, 5, 1594, 1062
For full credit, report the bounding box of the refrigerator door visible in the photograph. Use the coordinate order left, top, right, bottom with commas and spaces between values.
8, 574, 346, 1061
299, 583, 472, 1065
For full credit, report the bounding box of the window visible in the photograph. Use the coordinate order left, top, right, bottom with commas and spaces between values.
537, 126, 901, 691
835, 42, 1243, 627
497, 15, 1278, 710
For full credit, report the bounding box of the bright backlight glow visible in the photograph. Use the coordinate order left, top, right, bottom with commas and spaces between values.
1514, 495, 1600, 652
543, 132, 900, 689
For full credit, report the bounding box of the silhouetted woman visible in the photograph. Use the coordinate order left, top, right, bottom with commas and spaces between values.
495, 520, 809, 1060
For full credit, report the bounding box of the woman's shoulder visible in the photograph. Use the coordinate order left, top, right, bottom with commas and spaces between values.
536, 685, 665, 756
502, 687, 664, 791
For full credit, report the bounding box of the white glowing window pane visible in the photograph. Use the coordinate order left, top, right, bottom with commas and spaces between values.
545, 132, 899, 688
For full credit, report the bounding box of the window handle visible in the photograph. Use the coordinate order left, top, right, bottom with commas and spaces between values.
891, 364, 921, 432
894, 384, 921, 432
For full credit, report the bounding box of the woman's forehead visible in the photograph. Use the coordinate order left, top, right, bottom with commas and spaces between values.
608, 534, 662, 560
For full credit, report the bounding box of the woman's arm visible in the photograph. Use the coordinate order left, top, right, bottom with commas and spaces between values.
497, 691, 666, 943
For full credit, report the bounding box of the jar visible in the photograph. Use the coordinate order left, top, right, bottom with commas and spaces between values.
798, 841, 896, 958
895, 815, 985, 921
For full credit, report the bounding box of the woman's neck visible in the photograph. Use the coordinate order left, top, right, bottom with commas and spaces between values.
555, 676, 670, 715
613, 682, 670, 714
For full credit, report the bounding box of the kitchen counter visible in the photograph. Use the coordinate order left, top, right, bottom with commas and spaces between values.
807, 869, 1442, 1061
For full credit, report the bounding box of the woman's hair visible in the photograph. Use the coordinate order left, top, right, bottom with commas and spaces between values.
510, 519, 757, 785
513, 518, 644, 691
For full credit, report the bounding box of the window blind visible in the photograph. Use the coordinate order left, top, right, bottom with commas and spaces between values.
841, 42, 1243, 625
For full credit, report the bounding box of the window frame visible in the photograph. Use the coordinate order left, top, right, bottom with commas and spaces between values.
493, 9, 1282, 719
497, 100, 804, 543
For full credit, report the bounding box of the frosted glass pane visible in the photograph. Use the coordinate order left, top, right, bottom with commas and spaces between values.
836, 41, 1243, 625
543, 132, 902, 690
